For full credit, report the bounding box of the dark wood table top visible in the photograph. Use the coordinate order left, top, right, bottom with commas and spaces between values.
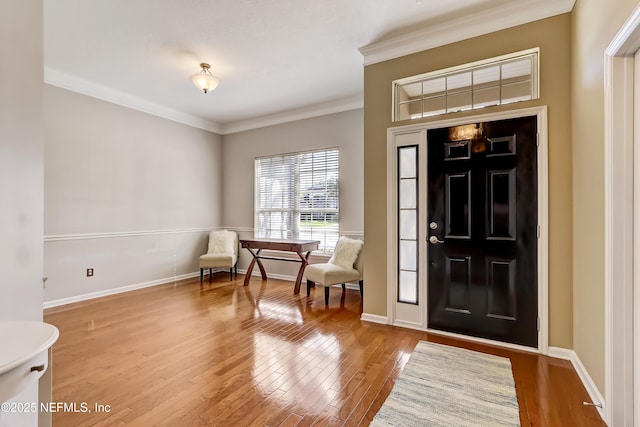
240, 238, 320, 252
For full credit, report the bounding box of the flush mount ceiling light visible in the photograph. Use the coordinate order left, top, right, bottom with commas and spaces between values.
190, 63, 219, 94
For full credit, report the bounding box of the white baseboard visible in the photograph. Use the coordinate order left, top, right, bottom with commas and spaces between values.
237, 268, 296, 282
237, 269, 361, 290
548, 346, 606, 421
45, 268, 359, 309
547, 346, 575, 360
43, 271, 202, 309
360, 313, 388, 324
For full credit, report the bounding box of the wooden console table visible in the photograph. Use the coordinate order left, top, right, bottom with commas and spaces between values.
240, 238, 320, 294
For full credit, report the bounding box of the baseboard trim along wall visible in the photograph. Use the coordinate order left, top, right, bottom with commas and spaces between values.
44, 267, 363, 309
548, 346, 606, 421
43, 271, 203, 309
238, 268, 362, 290
360, 313, 389, 324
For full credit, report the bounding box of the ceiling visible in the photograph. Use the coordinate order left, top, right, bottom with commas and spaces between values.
44, 0, 572, 134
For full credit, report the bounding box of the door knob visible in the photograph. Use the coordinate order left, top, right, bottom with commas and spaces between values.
429, 236, 444, 244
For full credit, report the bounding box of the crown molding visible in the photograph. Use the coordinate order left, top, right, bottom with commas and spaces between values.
44, 68, 223, 134
220, 95, 363, 135
359, 0, 576, 66
45, 67, 362, 135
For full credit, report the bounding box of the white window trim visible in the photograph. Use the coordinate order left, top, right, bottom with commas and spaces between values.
253, 148, 340, 253
392, 47, 540, 122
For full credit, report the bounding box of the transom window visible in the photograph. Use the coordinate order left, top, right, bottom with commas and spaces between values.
393, 48, 539, 121
255, 149, 339, 252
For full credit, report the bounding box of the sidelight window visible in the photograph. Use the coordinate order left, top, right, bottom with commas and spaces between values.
397, 145, 419, 304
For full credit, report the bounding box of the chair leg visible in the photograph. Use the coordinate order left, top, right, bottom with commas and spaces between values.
324, 287, 330, 305
229, 268, 233, 281
234, 264, 238, 276
307, 280, 315, 296
359, 280, 364, 297
200, 268, 203, 283
209, 268, 212, 282
341, 283, 346, 292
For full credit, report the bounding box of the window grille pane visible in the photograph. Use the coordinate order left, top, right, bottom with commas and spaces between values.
255, 148, 339, 252
423, 77, 446, 97
399, 179, 417, 209
399, 146, 417, 178
473, 86, 500, 108
502, 80, 533, 104
473, 65, 500, 87
398, 81, 422, 101
399, 208, 417, 241
398, 100, 423, 121
447, 91, 472, 113
399, 240, 417, 271
422, 96, 446, 117
447, 72, 472, 93
501, 57, 532, 80
399, 270, 418, 304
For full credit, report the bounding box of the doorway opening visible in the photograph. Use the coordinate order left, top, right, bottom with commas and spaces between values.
386, 106, 549, 353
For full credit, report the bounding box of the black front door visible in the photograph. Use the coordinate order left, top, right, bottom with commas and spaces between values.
427, 116, 538, 347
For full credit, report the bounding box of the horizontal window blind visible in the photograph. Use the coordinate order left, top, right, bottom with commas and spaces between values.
255, 149, 339, 252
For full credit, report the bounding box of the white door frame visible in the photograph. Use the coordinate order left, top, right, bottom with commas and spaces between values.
604, 5, 640, 426
386, 105, 549, 354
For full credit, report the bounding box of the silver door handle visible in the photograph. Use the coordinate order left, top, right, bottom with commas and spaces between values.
429, 236, 444, 244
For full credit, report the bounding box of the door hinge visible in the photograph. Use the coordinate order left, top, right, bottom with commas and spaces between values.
536, 133, 539, 147
537, 225, 540, 239
537, 317, 540, 332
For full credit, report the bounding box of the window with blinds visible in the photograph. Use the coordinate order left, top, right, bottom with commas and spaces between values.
255, 149, 339, 252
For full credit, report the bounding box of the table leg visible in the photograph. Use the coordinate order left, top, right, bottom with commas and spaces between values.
293, 251, 312, 294
255, 255, 267, 280
244, 249, 268, 286
244, 248, 259, 286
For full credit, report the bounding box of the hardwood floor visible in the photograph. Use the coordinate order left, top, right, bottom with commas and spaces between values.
44, 274, 605, 426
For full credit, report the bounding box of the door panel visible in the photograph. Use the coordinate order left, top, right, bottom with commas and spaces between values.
445, 172, 471, 239
445, 255, 471, 313
487, 169, 516, 240
427, 116, 538, 347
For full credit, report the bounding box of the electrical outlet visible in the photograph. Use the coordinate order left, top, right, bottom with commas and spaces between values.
86, 268, 94, 277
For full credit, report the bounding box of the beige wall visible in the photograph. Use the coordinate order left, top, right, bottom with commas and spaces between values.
0, 0, 44, 424
571, 0, 639, 395
0, 0, 43, 322
363, 14, 573, 347
222, 109, 364, 276
44, 85, 223, 302
42, 88, 362, 300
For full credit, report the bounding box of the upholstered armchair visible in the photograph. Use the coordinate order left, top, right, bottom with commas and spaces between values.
199, 230, 239, 282
305, 236, 364, 305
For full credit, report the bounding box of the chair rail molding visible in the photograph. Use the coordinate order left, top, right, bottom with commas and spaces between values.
44, 227, 219, 242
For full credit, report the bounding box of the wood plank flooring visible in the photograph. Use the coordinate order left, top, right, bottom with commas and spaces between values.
44, 274, 605, 426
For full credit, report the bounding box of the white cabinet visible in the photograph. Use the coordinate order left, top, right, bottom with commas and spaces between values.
0, 322, 59, 427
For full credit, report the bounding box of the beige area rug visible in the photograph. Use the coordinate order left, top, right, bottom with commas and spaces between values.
371, 341, 520, 426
